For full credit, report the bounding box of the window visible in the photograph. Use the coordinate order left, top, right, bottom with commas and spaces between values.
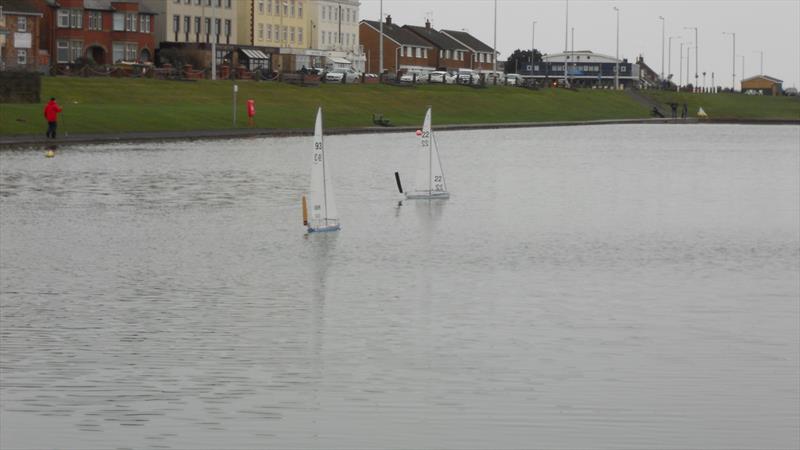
298, 1, 303, 18
290, 26, 295, 42
415, 47, 420, 58
224, 19, 231, 37
321, 31, 325, 44
113, 42, 124, 62
258, 0, 264, 14
621, 66, 626, 72
184, 16, 190, 35
173, 15, 180, 33
423, 48, 427, 58
126, 43, 137, 61
184, 0, 190, 4
194, 17, 201, 34
298, 27, 303, 43
334, 7, 338, 20
258, 23, 264, 39
70, 9, 83, 29
88, 11, 102, 31
195, 0, 201, 4
267, 24, 272, 40
17, 17, 27, 32
57, 10, 70, 28
57, 40, 69, 62
141, 15, 150, 33
345, 8, 350, 22
283, 2, 288, 16
204, 18, 211, 34
322, 5, 326, 19
128, 14, 138, 32
282, 26, 287, 42
533, 65, 539, 71
17, 49, 27, 65
267, 0, 272, 14
113, 13, 124, 30
290, 0, 295, 17
326, 6, 331, 20
214, 18, 221, 35
70, 40, 83, 62
216, 0, 221, 7
226, 0, 232, 8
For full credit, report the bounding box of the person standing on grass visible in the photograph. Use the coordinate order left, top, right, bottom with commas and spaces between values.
44, 97, 63, 139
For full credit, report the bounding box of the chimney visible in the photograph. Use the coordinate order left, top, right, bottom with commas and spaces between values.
425, 19, 431, 29
385, 15, 392, 25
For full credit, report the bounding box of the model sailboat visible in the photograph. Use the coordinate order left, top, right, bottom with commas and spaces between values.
397, 107, 449, 200
302, 107, 340, 233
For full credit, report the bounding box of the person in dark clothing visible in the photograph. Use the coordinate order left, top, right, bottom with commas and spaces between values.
43, 97, 63, 139
681, 102, 688, 119
669, 102, 678, 119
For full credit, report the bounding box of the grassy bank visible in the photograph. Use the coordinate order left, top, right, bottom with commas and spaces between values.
645, 90, 800, 120
1, 77, 798, 136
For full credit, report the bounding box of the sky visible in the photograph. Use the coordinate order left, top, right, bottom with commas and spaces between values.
359, 0, 800, 90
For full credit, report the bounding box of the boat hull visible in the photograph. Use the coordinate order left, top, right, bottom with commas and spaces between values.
307, 224, 341, 233
405, 192, 450, 200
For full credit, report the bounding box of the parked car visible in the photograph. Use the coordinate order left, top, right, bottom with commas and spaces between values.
429, 71, 456, 84
454, 69, 480, 85
399, 71, 428, 83
504, 74, 523, 86
325, 68, 361, 83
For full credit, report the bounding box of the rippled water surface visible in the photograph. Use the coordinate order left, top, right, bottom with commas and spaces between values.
1, 124, 799, 449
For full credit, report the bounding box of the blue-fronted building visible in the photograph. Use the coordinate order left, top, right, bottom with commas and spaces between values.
523, 50, 648, 89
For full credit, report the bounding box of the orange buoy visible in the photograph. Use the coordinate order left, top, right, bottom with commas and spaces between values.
302, 195, 308, 226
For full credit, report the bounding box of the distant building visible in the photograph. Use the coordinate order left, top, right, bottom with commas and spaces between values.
741, 75, 783, 96
0, 0, 45, 71
32, 0, 157, 66
359, 15, 433, 74
404, 20, 470, 72
439, 29, 496, 72
527, 50, 637, 88
308, 0, 364, 72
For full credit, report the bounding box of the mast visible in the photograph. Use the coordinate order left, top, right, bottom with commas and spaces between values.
320, 110, 329, 226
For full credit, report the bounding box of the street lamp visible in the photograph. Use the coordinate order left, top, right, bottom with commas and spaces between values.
658, 16, 665, 81
614, 6, 619, 89
723, 31, 735, 91
678, 41, 683, 91
668, 35, 680, 85
686, 43, 693, 90
379, 0, 383, 73
564, 0, 569, 86
684, 26, 698, 91
754, 50, 763, 74
493, 0, 497, 75
530, 20, 537, 74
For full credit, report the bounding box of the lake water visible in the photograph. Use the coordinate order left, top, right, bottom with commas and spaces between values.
1, 124, 798, 449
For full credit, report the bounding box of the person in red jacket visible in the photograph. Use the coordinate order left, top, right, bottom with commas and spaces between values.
43, 97, 63, 139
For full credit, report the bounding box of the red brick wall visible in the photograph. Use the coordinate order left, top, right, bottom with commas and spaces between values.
1, 13, 42, 69
359, 23, 432, 74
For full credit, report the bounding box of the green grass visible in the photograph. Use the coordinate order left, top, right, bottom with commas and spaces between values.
643, 90, 800, 120
1, 77, 798, 136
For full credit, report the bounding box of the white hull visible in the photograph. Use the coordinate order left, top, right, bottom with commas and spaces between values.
405, 192, 450, 200
308, 224, 341, 233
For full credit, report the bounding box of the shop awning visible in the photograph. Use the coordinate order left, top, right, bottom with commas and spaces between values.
328, 57, 351, 64
241, 49, 270, 60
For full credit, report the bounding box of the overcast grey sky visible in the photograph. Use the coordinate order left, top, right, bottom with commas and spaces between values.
360, 0, 800, 89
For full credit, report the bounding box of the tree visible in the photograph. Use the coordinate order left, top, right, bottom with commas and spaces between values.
504, 49, 543, 74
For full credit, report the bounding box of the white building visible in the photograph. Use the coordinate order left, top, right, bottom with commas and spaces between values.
308, 0, 363, 71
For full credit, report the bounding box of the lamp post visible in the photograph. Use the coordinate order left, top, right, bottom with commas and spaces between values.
723, 31, 735, 91
678, 41, 683, 91
754, 50, 763, 74
379, 0, 383, 73
530, 20, 536, 75
564, 0, 569, 86
686, 44, 693, 90
614, 6, 619, 90
493, 0, 497, 76
571, 27, 574, 80
658, 16, 665, 81
211, 0, 216, 80
684, 26, 698, 91
668, 35, 679, 85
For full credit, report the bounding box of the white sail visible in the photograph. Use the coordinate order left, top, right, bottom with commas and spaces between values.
409, 107, 448, 199
307, 107, 339, 231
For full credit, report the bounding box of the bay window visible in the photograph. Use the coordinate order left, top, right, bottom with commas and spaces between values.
113, 13, 124, 31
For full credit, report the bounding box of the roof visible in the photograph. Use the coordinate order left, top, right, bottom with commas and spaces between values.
329, 56, 351, 64
404, 24, 467, 51
0, 0, 44, 15
741, 74, 783, 84
361, 20, 433, 48
440, 29, 494, 53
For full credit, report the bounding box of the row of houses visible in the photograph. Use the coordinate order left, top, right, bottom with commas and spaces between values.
0, 0, 365, 73
0, 0, 504, 77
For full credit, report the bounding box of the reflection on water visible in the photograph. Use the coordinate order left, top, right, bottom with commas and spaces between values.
1, 125, 799, 449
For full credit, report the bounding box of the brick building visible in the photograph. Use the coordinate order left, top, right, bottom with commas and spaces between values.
0, 0, 45, 71
33, 0, 156, 65
440, 29, 496, 72
360, 16, 433, 75
404, 20, 470, 72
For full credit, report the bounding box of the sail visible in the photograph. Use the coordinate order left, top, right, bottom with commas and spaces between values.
411, 107, 447, 196
307, 108, 339, 230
